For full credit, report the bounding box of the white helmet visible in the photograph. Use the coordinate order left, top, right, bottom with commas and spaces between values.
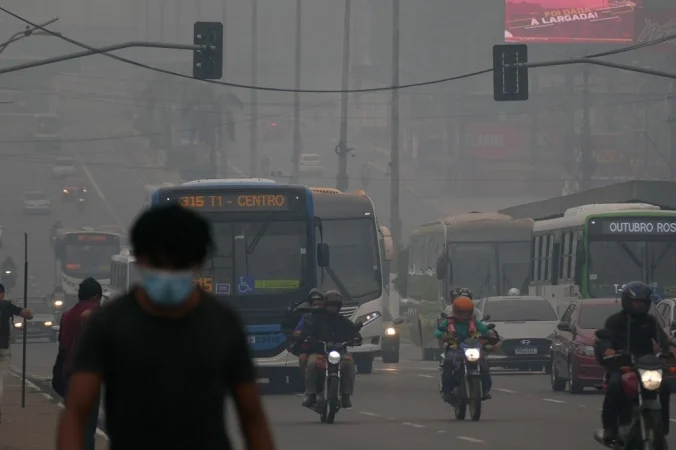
508, 288, 520, 296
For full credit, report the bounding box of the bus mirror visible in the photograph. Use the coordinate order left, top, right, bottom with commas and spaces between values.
436, 257, 446, 280
317, 243, 330, 267
382, 236, 395, 261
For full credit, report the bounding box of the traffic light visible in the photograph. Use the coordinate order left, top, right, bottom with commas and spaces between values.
493, 44, 529, 102
193, 21, 223, 80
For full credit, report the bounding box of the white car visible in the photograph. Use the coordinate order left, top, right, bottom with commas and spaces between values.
51, 157, 76, 178
299, 153, 323, 176
23, 191, 51, 215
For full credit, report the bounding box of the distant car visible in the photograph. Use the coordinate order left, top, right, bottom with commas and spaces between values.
475, 295, 559, 372
23, 190, 51, 215
29, 113, 62, 152
262, 120, 290, 141
61, 178, 88, 201
552, 298, 676, 393
299, 153, 323, 176
12, 299, 58, 343
51, 156, 76, 178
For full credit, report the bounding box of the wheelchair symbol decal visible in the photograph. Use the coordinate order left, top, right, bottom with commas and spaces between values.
237, 276, 255, 294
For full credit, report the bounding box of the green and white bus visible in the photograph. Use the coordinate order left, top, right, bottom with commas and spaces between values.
406, 212, 534, 360
529, 203, 676, 315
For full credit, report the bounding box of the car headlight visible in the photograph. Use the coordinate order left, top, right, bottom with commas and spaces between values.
44, 321, 53, 327
639, 369, 663, 391
385, 327, 396, 336
355, 311, 381, 327
574, 344, 595, 357
328, 350, 341, 364
14, 322, 22, 328
63, 189, 68, 193
464, 348, 481, 362
54, 300, 63, 307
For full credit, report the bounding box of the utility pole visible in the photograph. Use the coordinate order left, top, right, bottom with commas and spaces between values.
145, 0, 151, 58
160, 1, 165, 41
580, 63, 592, 191
336, 0, 351, 191
528, 73, 539, 191
175, 0, 180, 42
670, 77, 676, 179
221, 0, 228, 177
250, 0, 259, 176
389, 0, 401, 250
291, 0, 302, 183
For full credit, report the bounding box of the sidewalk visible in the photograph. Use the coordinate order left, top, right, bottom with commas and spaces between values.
1, 373, 107, 449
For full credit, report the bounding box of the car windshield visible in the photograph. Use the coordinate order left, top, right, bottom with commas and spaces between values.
208, 220, 308, 296
27, 302, 53, 315
588, 240, 676, 297
578, 303, 621, 329
316, 218, 381, 300
64, 244, 119, 277
25, 192, 45, 201
483, 299, 558, 321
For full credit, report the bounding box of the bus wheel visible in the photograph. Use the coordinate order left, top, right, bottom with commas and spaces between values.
355, 355, 374, 374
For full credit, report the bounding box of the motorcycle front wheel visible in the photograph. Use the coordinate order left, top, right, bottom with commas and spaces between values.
468, 378, 483, 421
326, 377, 340, 424
640, 409, 667, 450
454, 378, 467, 420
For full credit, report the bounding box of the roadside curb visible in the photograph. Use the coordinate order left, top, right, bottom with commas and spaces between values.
9, 366, 109, 440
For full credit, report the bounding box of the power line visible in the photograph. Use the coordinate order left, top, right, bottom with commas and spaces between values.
4, 7, 676, 95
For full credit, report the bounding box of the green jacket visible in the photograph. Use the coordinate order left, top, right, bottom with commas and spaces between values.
434, 318, 489, 340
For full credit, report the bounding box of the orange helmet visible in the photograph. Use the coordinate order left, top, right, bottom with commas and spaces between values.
452, 296, 474, 321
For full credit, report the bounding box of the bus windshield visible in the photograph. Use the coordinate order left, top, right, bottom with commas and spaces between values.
588, 239, 676, 297
317, 218, 381, 301
64, 244, 120, 277
208, 220, 308, 295
448, 241, 530, 298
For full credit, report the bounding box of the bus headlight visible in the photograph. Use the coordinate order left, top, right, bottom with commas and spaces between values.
464, 348, 481, 362
639, 369, 663, 391
53, 300, 63, 307
328, 351, 341, 364
44, 321, 53, 327
13, 322, 22, 328
355, 311, 381, 327
385, 327, 396, 336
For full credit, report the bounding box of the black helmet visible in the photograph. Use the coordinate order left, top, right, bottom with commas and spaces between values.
447, 287, 460, 305
324, 290, 343, 313
458, 287, 473, 300
621, 281, 653, 316
308, 288, 324, 303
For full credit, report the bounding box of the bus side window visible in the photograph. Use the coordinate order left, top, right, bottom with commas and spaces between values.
530, 235, 537, 282
574, 236, 585, 285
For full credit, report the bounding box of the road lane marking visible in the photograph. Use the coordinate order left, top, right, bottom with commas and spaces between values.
360, 411, 380, 417
495, 388, 517, 394
417, 374, 434, 378
437, 430, 446, 434
402, 422, 425, 428
543, 398, 565, 403
456, 436, 484, 443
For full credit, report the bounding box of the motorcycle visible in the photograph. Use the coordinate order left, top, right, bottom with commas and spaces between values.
593, 330, 670, 450
1, 269, 16, 290
76, 197, 86, 212
437, 319, 498, 422
303, 336, 360, 424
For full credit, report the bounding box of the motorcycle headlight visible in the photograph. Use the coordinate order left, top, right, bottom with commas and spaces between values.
385, 327, 396, 336
574, 344, 595, 357
54, 300, 63, 307
328, 350, 341, 365
44, 321, 53, 327
13, 322, 22, 328
464, 348, 481, 362
639, 369, 663, 391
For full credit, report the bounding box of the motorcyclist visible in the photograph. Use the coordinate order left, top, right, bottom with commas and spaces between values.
260, 153, 270, 176
435, 295, 493, 402
298, 290, 360, 409
2, 256, 16, 274
508, 288, 520, 296
443, 287, 473, 316
292, 289, 327, 378
595, 281, 675, 443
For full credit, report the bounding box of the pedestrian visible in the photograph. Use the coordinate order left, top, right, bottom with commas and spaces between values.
57, 204, 275, 450
55, 277, 103, 450
0, 282, 33, 423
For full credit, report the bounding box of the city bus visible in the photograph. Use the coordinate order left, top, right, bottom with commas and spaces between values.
529, 203, 676, 314
105, 248, 138, 303
310, 187, 396, 370
152, 178, 322, 389
406, 212, 534, 360
53, 227, 122, 307
144, 183, 175, 207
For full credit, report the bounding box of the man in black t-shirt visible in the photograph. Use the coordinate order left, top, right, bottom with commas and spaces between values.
57, 205, 276, 450
0, 283, 33, 422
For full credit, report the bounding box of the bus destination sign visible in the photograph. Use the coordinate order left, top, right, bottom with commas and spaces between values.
171, 191, 293, 212
65, 233, 118, 244
594, 218, 676, 236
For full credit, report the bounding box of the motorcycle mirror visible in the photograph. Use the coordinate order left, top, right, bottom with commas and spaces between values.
482, 314, 491, 321
439, 312, 448, 319
486, 323, 496, 330
392, 317, 405, 325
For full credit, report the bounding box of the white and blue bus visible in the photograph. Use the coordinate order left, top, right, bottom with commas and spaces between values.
152, 178, 321, 389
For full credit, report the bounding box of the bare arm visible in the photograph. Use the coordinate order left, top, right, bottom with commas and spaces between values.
19, 308, 33, 320
57, 373, 102, 450
232, 382, 275, 450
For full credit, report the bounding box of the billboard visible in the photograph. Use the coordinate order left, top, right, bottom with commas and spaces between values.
634, 8, 676, 53
505, 0, 640, 44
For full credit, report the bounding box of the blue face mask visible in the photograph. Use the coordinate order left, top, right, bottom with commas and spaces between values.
140, 269, 195, 306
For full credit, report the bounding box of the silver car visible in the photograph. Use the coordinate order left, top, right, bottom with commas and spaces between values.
23, 191, 51, 215
12, 300, 58, 343
475, 295, 559, 372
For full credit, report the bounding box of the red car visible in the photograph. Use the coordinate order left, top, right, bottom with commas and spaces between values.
550, 298, 676, 394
